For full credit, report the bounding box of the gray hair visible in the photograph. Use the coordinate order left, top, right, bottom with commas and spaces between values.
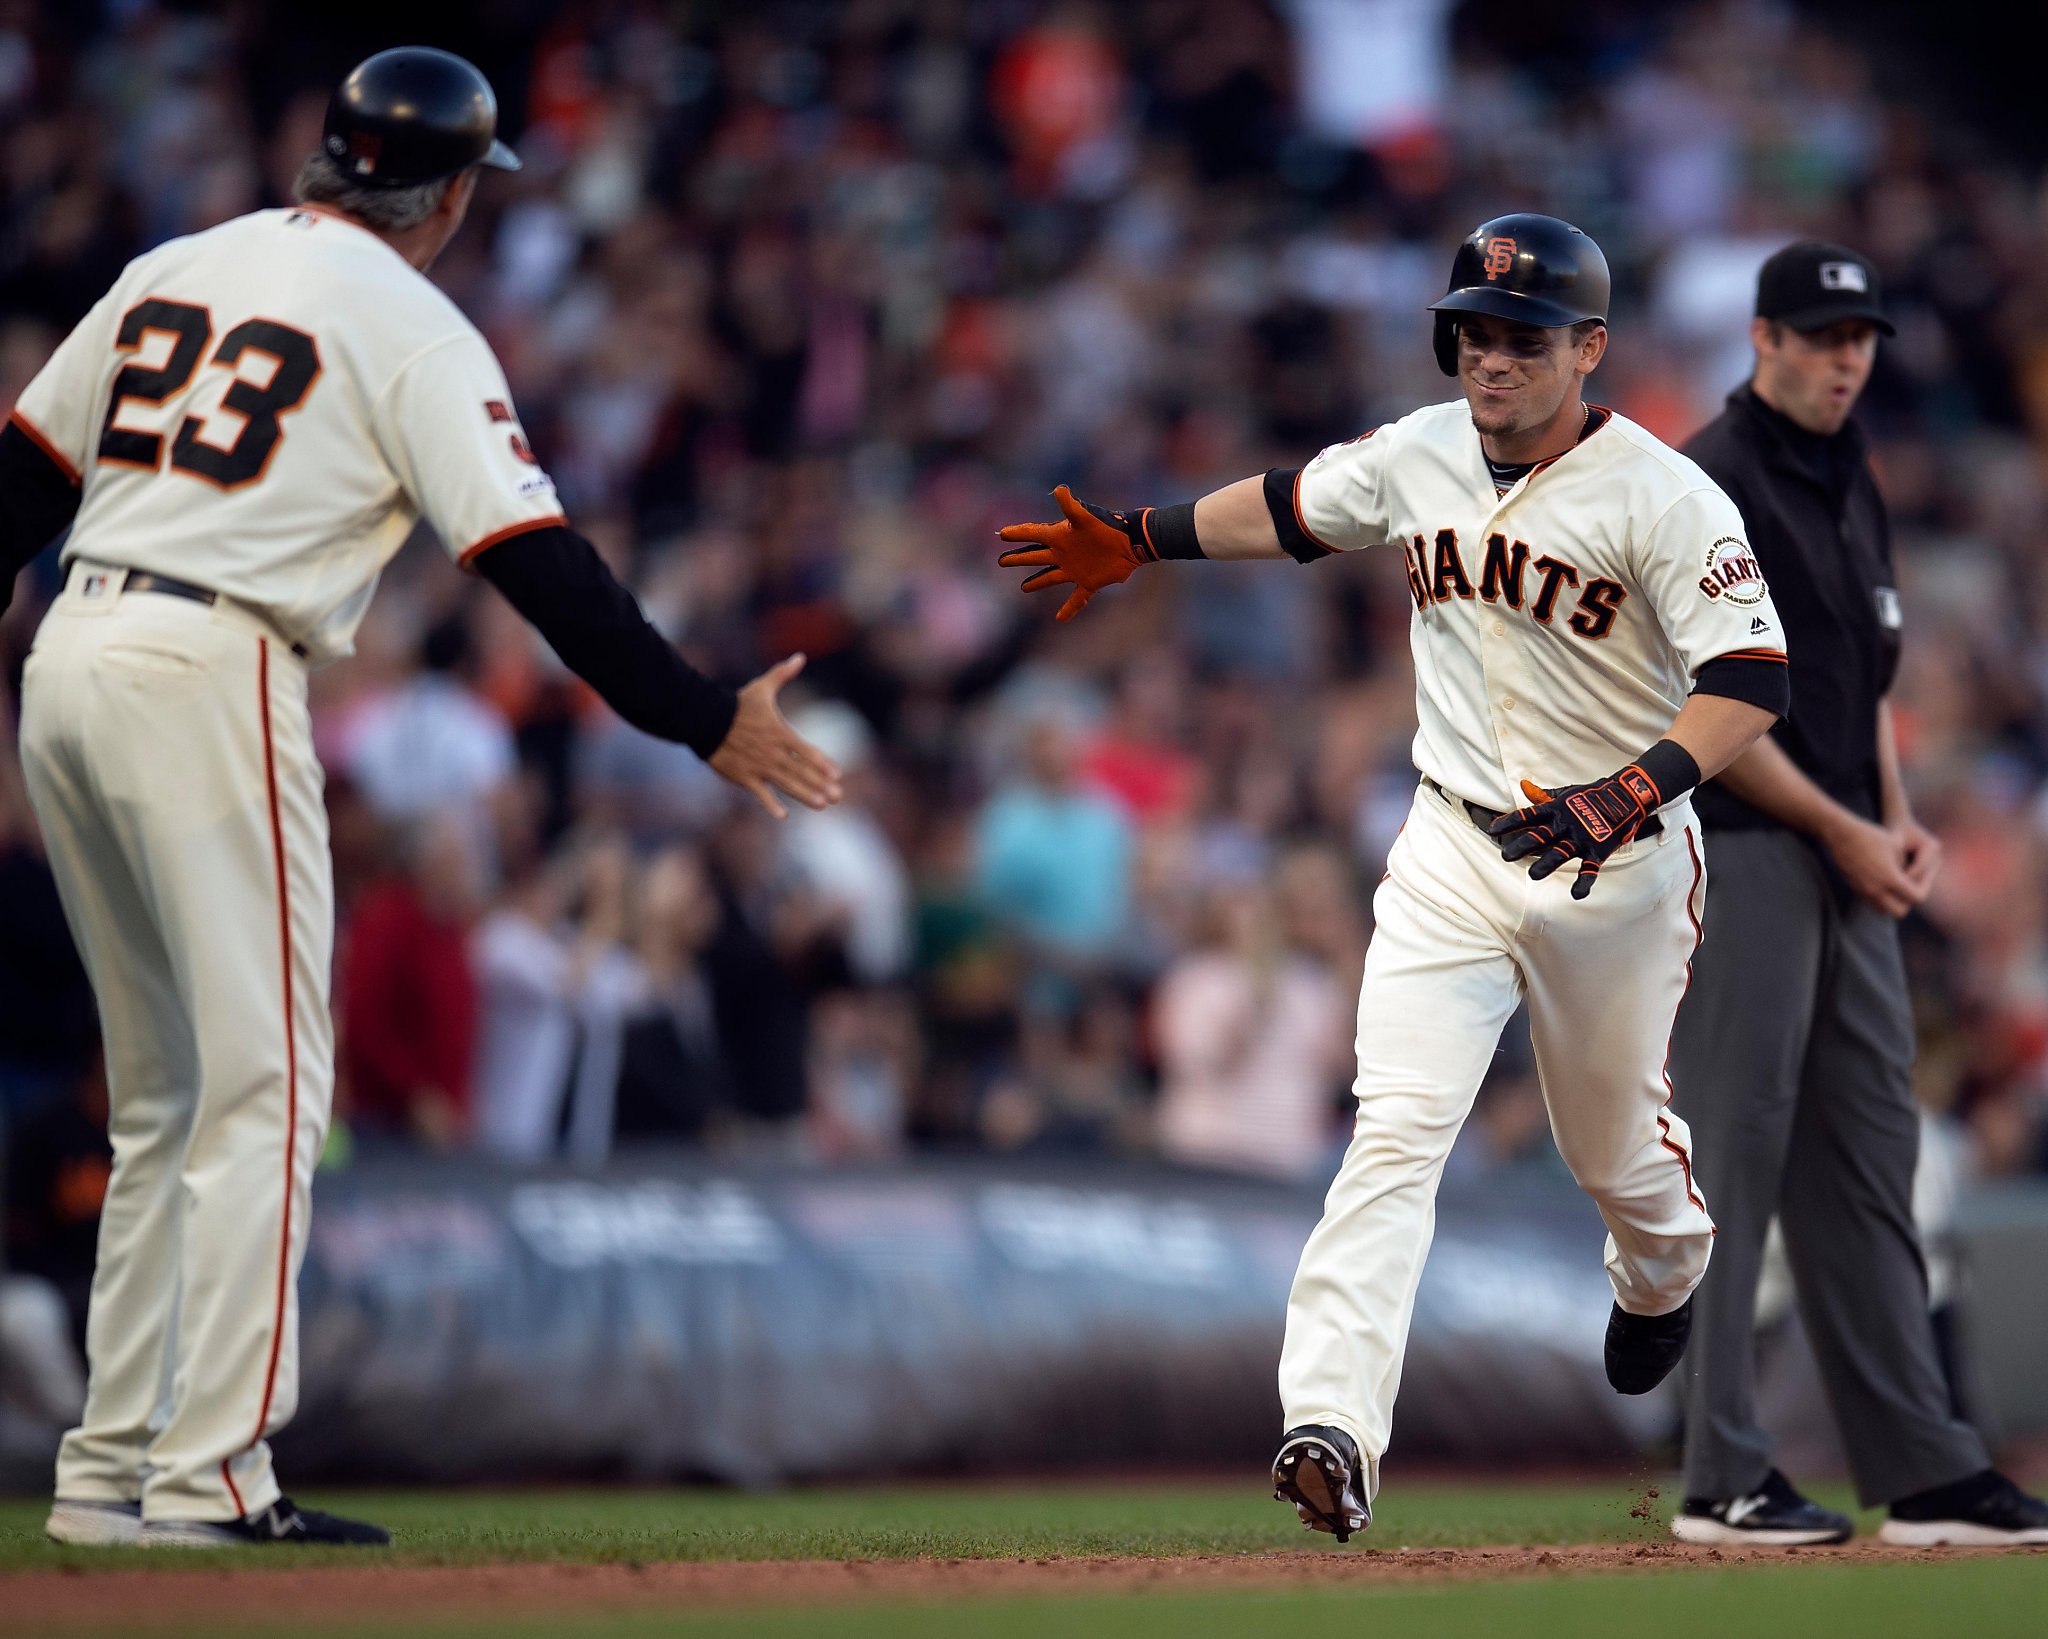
291, 152, 455, 232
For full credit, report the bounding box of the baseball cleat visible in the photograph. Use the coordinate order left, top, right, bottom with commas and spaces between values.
1605, 1295, 1692, 1394
141, 1497, 391, 1548
46, 1499, 143, 1546
1878, 1470, 2048, 1547
1272, 1424, 1370, 1543
1671, 1470, 1852, 1546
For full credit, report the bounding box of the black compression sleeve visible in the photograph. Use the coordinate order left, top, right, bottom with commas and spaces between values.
0, 419, 82, 616
1261, 468, 1334, 565
474, 524, 739, 758
1635, 738, 1703, 805
1693, 654, 1791, 717
1142, 501, 1204, 560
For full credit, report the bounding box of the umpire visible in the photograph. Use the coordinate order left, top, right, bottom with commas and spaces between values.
1668, 242, 2048, 1547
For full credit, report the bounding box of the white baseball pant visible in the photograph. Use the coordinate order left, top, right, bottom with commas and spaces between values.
1279, 778, 1715, 1500
19, 567, 332, 1523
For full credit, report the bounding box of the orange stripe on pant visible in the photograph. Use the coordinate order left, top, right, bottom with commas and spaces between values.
222, 636, 299, 1520
1656, 829, 1709, 1213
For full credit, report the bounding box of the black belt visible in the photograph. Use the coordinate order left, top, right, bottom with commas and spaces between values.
1427, 777, 1660, 840
75, 565, 309, 659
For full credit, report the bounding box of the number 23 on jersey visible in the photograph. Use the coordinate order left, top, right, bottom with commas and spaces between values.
98, 297, 320, 490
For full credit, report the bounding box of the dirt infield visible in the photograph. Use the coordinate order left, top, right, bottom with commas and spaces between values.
9, 1541, 2038, 1631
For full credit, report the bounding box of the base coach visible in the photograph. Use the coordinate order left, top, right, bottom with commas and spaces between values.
1667, 242, 2048, 1546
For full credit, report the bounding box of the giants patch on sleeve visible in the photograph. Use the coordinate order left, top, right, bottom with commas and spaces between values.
1698, 537, 1767, 606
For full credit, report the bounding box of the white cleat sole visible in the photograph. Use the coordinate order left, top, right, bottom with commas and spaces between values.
1879, 1519, 2048, 1548
46, 1501, 142, 1547
1671, 1515, 1848, 1548
140, 1520, 252, 1548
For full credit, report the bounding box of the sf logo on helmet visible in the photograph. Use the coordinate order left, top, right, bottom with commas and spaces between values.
1483, 237, 1517, 280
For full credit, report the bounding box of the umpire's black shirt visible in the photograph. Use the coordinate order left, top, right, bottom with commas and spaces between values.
1687, 384, 1901, 830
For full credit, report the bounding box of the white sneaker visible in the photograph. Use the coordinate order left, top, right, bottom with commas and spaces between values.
1878, 1471, 2048, 1547
46, 1499, 143, 1547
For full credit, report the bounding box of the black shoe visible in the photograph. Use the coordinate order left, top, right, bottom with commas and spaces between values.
1671, 1469, 1852, 1546
1881, 1469, 2048, 1546
1272, 1424, 1370, 1544
1605, 1296, 1692, 1394
142, 1497, 391, 1548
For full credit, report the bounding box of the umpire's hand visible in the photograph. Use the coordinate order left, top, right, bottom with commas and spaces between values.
709, 653, 844, 819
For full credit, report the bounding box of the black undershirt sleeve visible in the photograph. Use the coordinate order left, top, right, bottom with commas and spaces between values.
1692, 654, 1790, 718
0, 420, 82, 618
1261, 468, 1335, 565
474, 524, 739, 759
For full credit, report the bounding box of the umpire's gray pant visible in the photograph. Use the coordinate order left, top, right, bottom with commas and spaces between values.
1668, 828, 1987, 1507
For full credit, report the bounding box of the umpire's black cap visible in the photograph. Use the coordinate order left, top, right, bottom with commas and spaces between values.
1755, 241, 1895, 336
1427, 214, 1611, 375
322, 47, 521, 189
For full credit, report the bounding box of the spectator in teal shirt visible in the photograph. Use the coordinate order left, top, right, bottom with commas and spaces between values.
973, 713, 1132, 963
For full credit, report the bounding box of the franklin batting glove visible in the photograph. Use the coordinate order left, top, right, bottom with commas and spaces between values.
1488, 766, 1665, 900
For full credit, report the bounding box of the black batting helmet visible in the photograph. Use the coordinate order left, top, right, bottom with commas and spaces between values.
1427, 214, 1610, 375
322, 47, 521, 189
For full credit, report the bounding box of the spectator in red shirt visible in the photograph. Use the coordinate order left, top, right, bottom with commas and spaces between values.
338, 813, 483, 1149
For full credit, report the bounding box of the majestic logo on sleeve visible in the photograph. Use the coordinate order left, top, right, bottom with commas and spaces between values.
1482, 238, 1517, 280
1698, 537, 1767, 606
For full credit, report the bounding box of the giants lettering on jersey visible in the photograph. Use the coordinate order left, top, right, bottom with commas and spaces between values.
1401, 529, 1628, 641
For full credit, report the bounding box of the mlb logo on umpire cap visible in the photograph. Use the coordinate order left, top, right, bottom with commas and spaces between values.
1820, 261, 1869, 293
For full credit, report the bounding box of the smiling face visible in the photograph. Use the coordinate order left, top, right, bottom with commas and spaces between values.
1454, 312, 1607, 460
1750, 316, 1877, 435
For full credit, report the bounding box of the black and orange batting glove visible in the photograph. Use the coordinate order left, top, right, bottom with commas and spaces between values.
1486, 741, 1700, 901
997, 485, 1166, 622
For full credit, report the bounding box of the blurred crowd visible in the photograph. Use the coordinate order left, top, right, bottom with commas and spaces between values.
6, 0, 2048, 1302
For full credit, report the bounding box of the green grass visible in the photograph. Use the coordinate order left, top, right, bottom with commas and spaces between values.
330, 1560, 2048, 1639
0, 1476, 1691, 1570
4, 1480, 2043, 1639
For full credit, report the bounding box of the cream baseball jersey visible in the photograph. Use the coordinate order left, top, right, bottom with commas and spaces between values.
1293, 401, 1785, 811
10, 204, 563, 663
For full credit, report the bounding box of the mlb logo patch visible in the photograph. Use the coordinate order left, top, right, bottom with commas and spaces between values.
79, 571, 113, 601
1819, 261, 1869, 293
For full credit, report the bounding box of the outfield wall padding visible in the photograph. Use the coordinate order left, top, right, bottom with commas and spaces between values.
276, 1154, 1668, 1482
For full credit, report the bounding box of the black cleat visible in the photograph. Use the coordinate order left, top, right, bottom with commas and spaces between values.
1880, 1469, 2048, 1547
141, 1497, 391, 1548
1272, 1424, 1370, 1543
1671, 1469, 1852, 1546
1605, 1296, 1692, 1394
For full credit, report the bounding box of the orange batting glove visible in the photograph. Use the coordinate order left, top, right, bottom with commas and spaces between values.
997, 485, 1159, 622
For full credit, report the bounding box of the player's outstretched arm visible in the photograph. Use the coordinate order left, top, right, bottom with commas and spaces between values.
475, 525, 842, 818
996, 476, 1286, 621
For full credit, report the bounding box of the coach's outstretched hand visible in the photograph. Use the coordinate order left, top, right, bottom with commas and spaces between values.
998, 485, 1157, 621
1488, 769, 1662, 901
709, 653, 845, 820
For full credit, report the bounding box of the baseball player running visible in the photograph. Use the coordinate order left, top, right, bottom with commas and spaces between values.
2, 48, 839, 1548
999, 215, 1790, 1540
